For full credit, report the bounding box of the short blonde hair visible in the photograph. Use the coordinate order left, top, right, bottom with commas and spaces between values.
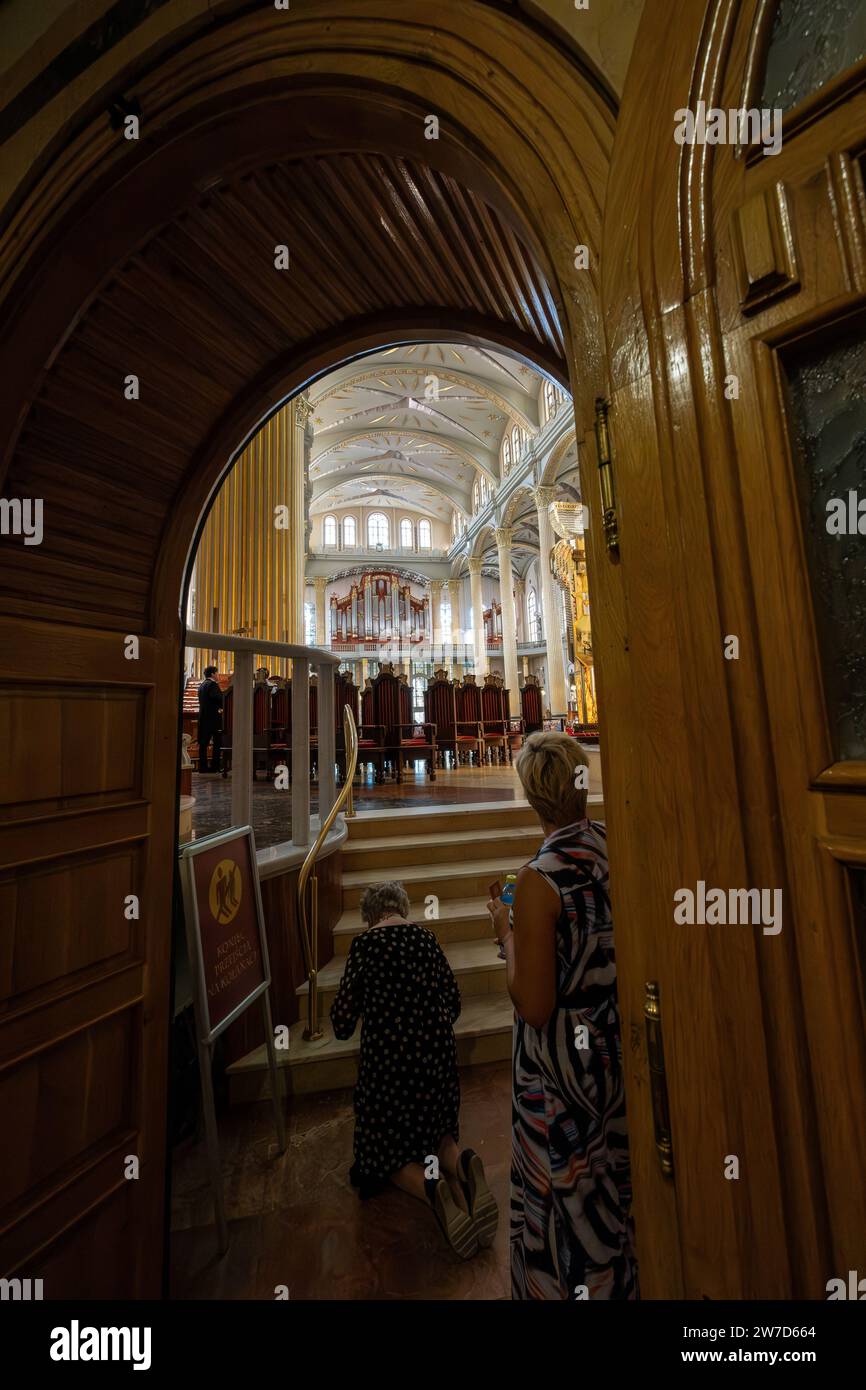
515, 731, 589, 826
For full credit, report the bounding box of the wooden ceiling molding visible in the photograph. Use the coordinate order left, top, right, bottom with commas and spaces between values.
1, 151, 564, 631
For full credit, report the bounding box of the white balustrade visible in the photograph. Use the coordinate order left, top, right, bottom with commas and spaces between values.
185, 629, 339, 849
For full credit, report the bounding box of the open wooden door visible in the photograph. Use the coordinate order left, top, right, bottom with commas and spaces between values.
587, 0, 866, 1298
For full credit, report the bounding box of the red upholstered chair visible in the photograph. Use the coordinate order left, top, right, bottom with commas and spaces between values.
480, 673, 508, 764
502, 684, 525, 759
335, 670, 360, 782
570, 723, 600, 744
252, 680, 271, 779
520, 675, 544, 735
424, 668, 482, 769
267, 680, 290, 778
373, 664, 436, 782
358, 678, 386, 783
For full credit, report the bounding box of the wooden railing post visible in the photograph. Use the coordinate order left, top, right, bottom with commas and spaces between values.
291, 660, 310, 847
231, 648, 254, 828
316, 662, 336, 823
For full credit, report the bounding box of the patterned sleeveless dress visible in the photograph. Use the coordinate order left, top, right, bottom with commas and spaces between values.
511, 818, 638, 1300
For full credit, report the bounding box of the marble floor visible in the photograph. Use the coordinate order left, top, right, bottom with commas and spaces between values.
190, 761, 526, 847
170, 1060, 512, 1300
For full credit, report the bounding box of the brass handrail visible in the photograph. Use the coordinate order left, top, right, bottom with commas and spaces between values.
297, 704, 359, 1040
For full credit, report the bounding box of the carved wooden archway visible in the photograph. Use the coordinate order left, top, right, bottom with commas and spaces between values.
0, 3, 613, 1295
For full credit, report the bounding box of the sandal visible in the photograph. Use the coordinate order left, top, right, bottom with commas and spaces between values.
457, 1148, 498, 1248
425, 1175, 478, 1260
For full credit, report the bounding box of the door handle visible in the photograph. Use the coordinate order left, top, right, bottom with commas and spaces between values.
644, 980, 675, 1178
593, 397, 620, 556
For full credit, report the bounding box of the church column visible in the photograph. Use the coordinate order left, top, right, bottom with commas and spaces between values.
533, 487, 568, 714
292, 394, 314, 645
313, 576, 328, 648
467, 556, 489, 679
514, 577, 526, 644
494, 528, 519, 699
429, 579, 443, 662
448, 577, 463, 679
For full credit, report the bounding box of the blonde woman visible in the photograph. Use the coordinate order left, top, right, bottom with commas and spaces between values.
487, 732, 637, 1300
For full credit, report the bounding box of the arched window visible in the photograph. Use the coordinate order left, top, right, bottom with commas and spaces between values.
527, 586, 541, 642
502, 433, 512, 476
543, 379, 557, 421
323, 514, 337, 547
451, 509, 460, 540
400, 517, 414, 548
367, 512, 389, 547
343, 515, 356, 547
480, 476, 489, 505
511, 424, 521, 465
418, 519, 432, 550
473, 479, 480, 513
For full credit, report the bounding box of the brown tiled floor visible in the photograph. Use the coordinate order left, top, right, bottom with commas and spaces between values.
170, 1060, 512, 1300
191, 761, 525, 847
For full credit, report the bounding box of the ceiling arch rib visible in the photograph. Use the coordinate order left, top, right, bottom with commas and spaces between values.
312, 358, 541, 431
311, 471, 467, 519
313, 426, 495, 471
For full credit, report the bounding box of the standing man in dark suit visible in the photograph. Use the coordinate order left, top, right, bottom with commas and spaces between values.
197, 665, 224, 774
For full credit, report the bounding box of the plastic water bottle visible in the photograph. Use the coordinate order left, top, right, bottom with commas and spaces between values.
497, 874, 517, 959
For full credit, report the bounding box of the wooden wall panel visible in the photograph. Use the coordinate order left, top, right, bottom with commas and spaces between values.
1, 1010, 133, 1209
0, 842, 144, 1004
0, 685, 145, 815
0, 616, 172, 1295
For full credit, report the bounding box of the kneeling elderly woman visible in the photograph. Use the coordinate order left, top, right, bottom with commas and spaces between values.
330, 880, 497, 1259
488, 732, 637, 1300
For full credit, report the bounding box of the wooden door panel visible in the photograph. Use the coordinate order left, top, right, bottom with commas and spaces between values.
596, 0, 866, 1296
716, 17, 866, 1284
0, 842, 143, 1000
0, 616, 172, 1295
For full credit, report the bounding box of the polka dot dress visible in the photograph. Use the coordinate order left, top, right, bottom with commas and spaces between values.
330, 922, 461, 1197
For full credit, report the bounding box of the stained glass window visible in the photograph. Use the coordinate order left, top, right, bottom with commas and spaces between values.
761, 0, 866, 112
785, 325, 866, 760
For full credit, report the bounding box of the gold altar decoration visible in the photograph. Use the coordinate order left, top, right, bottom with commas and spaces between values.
548, 499, 588, 542
551, 536, 598, 726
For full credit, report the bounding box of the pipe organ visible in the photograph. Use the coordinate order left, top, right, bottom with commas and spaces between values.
190, 396, 313, 675
483, 600, 503, 646
329, 571, 430, 646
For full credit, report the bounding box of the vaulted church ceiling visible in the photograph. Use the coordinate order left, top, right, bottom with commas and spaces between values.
308, 343, 546, 525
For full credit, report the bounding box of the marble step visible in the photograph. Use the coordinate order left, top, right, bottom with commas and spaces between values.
340, 823, 542, 872
341, 854, 534, 908
297, 935, 507, 1011
332, 895, 493, 953
344, 799, 538, 840
227, 992, 514, 1101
